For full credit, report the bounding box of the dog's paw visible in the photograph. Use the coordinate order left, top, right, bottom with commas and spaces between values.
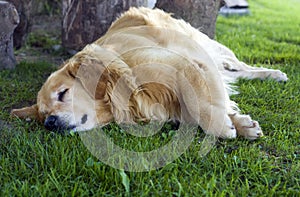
219, 115, 237, 139
231, 114, 264, 140
205, 126, 237, 139
238, 120, 263, 140
220, 126, 237, 139
269, 70, 288, 82
204, 115, 237, 139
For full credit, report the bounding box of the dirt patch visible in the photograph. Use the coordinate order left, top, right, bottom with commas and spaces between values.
15, 14, 68, 66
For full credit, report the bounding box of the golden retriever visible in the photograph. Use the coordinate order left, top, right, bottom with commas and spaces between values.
11, 7, 287, 139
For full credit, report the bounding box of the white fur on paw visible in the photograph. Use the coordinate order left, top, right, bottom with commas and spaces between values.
270, 70, 288, 82
220, 115, 237, 139
231, 115, 264, 140
240, 121, 263, 140
205, 126, 237, 139
205, 115, 237, 139
221, 126, 237, 139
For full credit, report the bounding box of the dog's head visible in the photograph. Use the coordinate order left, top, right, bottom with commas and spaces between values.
11, 45, 117, 133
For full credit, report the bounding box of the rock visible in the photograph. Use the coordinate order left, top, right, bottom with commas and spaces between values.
52, 44, 62, 52
0, 1, 19, 70
6, 0, 32, 49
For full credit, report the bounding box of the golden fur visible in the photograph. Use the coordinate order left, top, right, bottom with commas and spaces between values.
11, 7, 287, 139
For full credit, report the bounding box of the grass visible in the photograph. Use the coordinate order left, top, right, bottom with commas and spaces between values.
0, 0, 299, 196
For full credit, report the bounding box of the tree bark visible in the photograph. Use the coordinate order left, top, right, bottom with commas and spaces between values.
6, 0, 32, 49
62, 0, 147, 51
155, 0, 221, 39
0, 1, 19, 70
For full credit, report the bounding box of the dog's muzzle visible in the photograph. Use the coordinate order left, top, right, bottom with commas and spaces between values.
44, 115, 75, 133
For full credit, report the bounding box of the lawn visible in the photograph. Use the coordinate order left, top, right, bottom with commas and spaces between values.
0, 0, 299, 196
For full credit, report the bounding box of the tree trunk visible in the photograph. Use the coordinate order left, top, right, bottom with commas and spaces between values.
0, 1, 19, 70
155, 0, 221, 39
62, 0, 147, 51
6, 0, 32, 49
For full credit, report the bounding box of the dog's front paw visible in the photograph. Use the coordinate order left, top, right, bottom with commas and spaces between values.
219, 115, 237, 139
231, 114, 264, 140
220, 126, 237, 139
238, 120, 263, 140
204, 115, 237, 139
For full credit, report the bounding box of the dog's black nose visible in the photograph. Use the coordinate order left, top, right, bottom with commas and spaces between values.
44, 115, 59, 131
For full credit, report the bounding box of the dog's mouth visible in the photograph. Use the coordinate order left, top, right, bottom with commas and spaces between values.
44, 115, 76, 133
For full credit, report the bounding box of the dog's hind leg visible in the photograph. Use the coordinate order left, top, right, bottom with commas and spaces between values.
222, 61, 288, 81
215, 42, 288, 81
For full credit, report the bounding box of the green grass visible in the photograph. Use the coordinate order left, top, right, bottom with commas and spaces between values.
1, 0, 299, 196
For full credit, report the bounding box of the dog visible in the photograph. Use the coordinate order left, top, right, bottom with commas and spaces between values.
11, 7, 287, 140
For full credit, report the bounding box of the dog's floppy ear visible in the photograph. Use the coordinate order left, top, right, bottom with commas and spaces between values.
67, 59, 109, 100
11, 104, 40, 121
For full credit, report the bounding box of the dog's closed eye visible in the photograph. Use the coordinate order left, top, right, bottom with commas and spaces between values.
58, 89, 69, 102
